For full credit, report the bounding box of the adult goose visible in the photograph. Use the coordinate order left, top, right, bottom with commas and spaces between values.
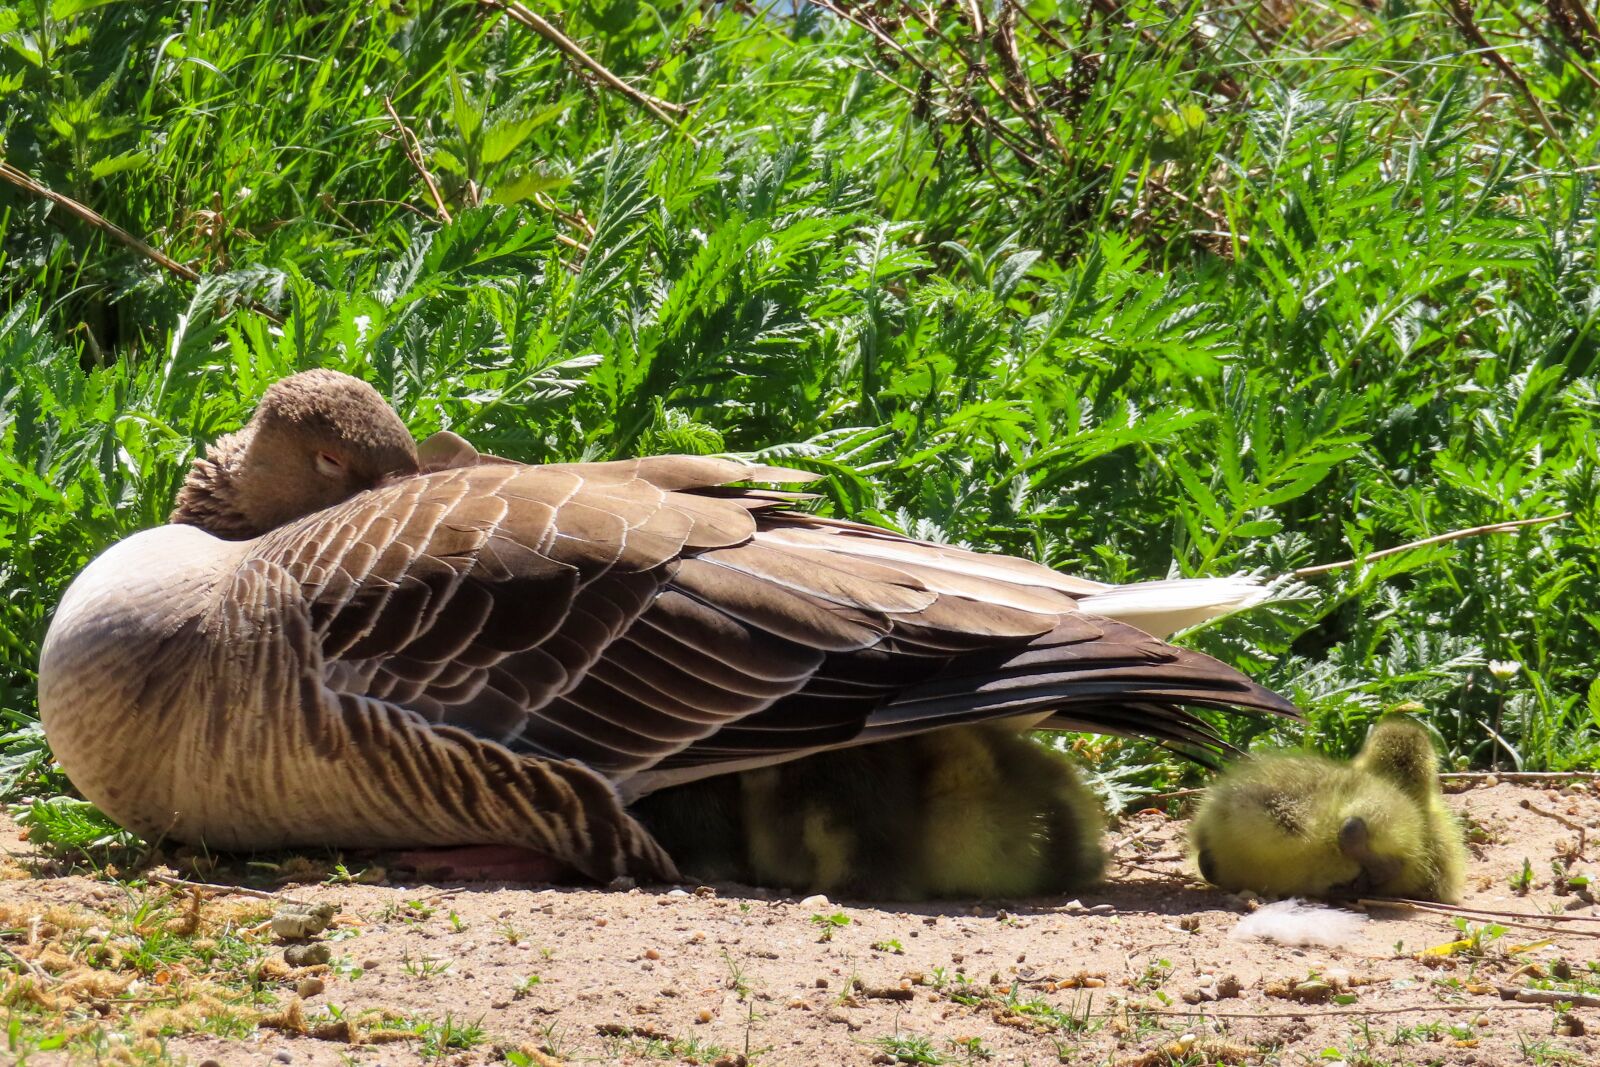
39, 370, 1297, 882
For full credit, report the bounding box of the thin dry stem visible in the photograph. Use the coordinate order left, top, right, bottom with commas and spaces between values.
1443, 0, 1571, 161
1499, 985, 1600, 1007
382, 97, 453, 224
480, 1, 694, 143
1293, 512, 1569, 577
1135, 1000, 1551, 1020
146, 871, 311, 906
1519, 797, 1588, 856
0, 943, 56, 985
1359, 896, 1600, 938
1443, 771, 1600, 782
0, 161, 283, 324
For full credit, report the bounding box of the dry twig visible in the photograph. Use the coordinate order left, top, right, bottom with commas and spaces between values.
1134, 1000, 1551, 1020
1359, 896, 1600, 938
1443, 771, 1600, 783
1519, 797, 1588, 855
382, 96, 453, 224
479, 0, 694, 143
0, 161, 283, 324
1499, 985, 1600, 1008
1293, 512, 1569, 577
1442, 0, 1571, 161
146, 871, 311, 905
0, 942, 56, 986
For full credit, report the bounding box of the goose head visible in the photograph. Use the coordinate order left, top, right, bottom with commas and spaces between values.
170, 369, 420, 539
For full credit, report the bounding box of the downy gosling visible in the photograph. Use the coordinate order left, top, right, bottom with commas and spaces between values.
1190, 716, 1467, 902
633, 724, 1106, 900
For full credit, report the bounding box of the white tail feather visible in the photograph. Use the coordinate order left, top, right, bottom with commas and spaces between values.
1077, 576, 1273, 638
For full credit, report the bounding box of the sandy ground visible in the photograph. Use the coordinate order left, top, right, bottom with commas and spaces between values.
6, 778, 1600, 1066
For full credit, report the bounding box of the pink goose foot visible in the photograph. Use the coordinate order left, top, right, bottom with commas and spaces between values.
384, 845, 576, 883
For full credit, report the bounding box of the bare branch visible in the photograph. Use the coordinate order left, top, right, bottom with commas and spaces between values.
145, 871, 312, 905
1443, 770, 1600, 782
1360, 896, 1600, 938
382, 96, 454, 224
1293, 512, 1570, 578
0, 161, 284, 325
1443, 0, 1572, 161
479, 1, 695, 143
1136, 1001, 1553, 1020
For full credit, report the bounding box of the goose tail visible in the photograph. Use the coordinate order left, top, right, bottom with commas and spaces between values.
1077, 575, 1276, 638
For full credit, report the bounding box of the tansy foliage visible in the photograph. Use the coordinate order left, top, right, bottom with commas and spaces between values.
2, 0, 1600, 801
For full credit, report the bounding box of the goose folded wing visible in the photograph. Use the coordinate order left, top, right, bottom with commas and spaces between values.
255, 457, 1297, 793
254, 457, 858, 768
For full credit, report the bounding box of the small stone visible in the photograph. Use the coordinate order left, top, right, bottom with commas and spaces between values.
271, 902, 337, 940
644, 948, 661, 960
665, 889, 690, 899
1178, 915, 1200, 933
862, 985, 914, 1001
272, 1052, 293, 1064
296, 977, 325, 998
199, 1060, 222, 1067
694, 885, 717, 898
1289, 979, 1333, 1004
814, 977, 829, 989
362, 958, 381, 969
696, 1008, 713, 1024
284, 942, 332, 967
799, 894, 830, 909
595, 917, 608, 927
1061, 899, 1085, 913
1088, 903, 1117, 915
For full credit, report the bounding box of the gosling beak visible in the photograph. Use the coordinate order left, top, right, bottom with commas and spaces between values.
1335, 816, 1403, 895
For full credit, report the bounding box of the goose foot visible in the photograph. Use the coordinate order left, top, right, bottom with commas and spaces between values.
384, 845, 575, 884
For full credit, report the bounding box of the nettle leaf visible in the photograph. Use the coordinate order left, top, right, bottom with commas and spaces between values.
88, 150, 150, 180
487, 169, 572, 207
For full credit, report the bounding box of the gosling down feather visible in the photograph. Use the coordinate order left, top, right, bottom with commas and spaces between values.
1190, 716, 1467, 902
40, 370, 1299, 883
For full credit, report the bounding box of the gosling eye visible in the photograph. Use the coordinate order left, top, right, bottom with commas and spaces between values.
314, 451, 346, 478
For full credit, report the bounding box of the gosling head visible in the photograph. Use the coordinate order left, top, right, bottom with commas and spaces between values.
171, 369, 420, 539
1352, 715, 1442, 802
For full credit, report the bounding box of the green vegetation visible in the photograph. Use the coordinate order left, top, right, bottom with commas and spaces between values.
3, 0, 1600, 800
